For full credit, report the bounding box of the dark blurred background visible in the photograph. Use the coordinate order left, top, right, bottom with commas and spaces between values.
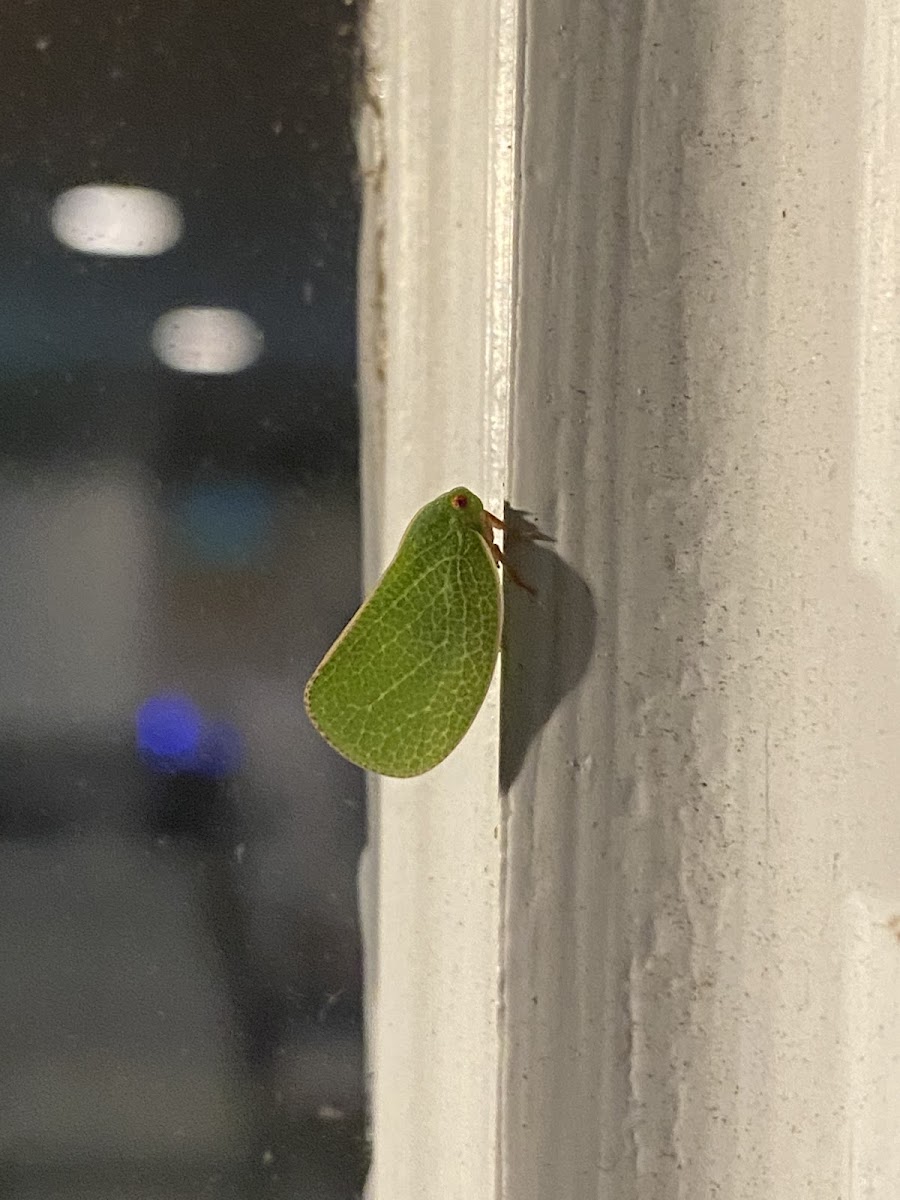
0, 2, 366, 1197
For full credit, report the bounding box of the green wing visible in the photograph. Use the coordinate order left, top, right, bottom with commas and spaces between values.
304, 502, 501, 777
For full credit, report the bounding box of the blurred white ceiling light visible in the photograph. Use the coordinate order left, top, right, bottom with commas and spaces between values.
51, 184, 183, 256
151, 307, 264, 374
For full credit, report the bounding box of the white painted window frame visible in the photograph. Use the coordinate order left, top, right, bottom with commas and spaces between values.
357, 1, 514, 1196
359, 1, 900, 1198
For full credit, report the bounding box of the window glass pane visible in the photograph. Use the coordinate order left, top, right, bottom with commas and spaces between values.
0, 2, 365, 1197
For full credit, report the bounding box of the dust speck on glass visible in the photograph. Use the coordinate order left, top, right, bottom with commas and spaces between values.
0, 1, 366, 1197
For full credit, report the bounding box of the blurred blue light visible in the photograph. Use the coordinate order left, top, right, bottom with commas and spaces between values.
136, 694, 202, 771
136, 693, 243, 778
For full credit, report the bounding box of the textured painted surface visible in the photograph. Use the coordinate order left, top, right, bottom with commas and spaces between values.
362, 0, 899, 1197
305, 488, 501, 777
502, 0, 900, 1198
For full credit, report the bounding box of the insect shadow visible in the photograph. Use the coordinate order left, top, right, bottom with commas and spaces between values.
499, 505, 597, 791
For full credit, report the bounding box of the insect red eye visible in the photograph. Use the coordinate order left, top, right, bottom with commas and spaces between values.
451, 493, 468, 509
